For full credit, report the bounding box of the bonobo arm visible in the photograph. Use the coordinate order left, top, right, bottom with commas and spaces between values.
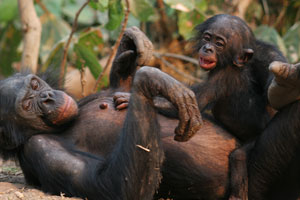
110, 26, 153, 91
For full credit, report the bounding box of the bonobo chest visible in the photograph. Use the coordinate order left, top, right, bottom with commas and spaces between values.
65, 97, 127, 155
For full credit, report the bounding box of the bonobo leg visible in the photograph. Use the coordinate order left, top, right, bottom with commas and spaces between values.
19, 67, 201, 200
229, 142, 254, 200
268, 61, 300, 110
248, 62, 300, 200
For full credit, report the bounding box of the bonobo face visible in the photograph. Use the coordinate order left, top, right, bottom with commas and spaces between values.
0, 74, 78, 131
198, 30, 226, 70
195, 14, 255, 70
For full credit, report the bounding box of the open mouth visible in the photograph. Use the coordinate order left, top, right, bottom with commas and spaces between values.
199, 56, 217, 70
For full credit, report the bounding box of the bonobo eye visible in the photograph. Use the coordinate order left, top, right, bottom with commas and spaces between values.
203, 34, 211, 42
31, 79, 39, 90
216, 41, 225, 48
22, 99, 32, 111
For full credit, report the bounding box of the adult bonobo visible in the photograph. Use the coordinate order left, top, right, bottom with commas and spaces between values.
0, 27, 203, 200
0, 68, 201, 199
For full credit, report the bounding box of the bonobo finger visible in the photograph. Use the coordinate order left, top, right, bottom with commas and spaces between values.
116, 102, 129, 110
175, 93, 203, 141
174, 92, 202, 142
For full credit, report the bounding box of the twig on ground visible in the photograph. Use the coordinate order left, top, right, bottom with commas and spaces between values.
59, 0, 90, 87
93, 0, 130, 92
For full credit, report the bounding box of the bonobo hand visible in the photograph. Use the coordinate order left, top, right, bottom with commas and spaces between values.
134, 67, 203, 142
268, 61, 300, 109
113, 92, 131, 110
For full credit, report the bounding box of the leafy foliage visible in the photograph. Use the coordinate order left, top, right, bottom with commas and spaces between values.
0, 0, 299, 88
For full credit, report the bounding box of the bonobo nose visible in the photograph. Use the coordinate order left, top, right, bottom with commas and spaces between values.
40, 90, 55, 103
203, 44, 213, 53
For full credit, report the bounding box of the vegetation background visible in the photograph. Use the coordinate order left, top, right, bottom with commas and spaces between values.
0, 0, 299, 99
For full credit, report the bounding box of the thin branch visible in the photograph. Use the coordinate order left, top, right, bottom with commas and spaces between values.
59, 0, 90, 87
154, 52, 198, 65
80, 60, 86, 98
35, 0, 51, 16
153, 53, 202, 83
93, 0, 130, 92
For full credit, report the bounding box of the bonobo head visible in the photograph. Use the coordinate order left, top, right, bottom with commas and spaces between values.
194, 14, 256, 70
0, 73, 78, 150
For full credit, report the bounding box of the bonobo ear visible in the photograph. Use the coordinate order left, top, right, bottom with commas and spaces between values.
233, 48, 254, 67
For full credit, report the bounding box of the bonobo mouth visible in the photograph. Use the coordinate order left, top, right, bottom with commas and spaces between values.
199, 55, 217, 70
52, 94, 78, 125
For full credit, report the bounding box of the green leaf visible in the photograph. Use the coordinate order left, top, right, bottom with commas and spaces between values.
74, 43, 102, 78
0, 24, 22, 76
0, 0, 18, 22
40, 15, 71, 62
254, 25, 287, 57
178, 11, 205, 39
194, 0, 207, 13
128, 0, 154, 21
164, 0, 194, 12
89, 0, 109, 12
283, 22, 300, 63
41, 41, 65, 72
62, 1, 95, 25
105, 0, 123, 30
78, 28, 103, 54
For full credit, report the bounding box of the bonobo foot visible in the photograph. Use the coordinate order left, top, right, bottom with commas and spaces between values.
268, 61, 300, 109
113, 92, 130, 110
110, 26, 153, 90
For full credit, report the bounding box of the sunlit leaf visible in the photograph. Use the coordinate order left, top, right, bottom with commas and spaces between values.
283, 22, 300, 63
105, 0, 123, 30
0, 0, 18, 22
0, 24, 22, 76
78, 28, 103, 54
74, 43, 102, 78
62, 1, 95, 25
194, 0, 207, 13
89, 0, 109, 12
129, 0, 154, 21
178, 11, 205, 39
41, 41, 65, 72
40, 15, 71, 62
254, 25, 287, 57
164, 0, 194, 12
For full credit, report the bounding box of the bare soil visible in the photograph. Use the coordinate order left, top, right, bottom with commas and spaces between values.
0, 159, 81, 200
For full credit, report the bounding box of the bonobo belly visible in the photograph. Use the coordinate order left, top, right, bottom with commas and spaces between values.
158, 115, 239, 199
68, 97, 239, 198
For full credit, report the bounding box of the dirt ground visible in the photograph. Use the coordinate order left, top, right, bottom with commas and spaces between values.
0, 159, 81, 200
